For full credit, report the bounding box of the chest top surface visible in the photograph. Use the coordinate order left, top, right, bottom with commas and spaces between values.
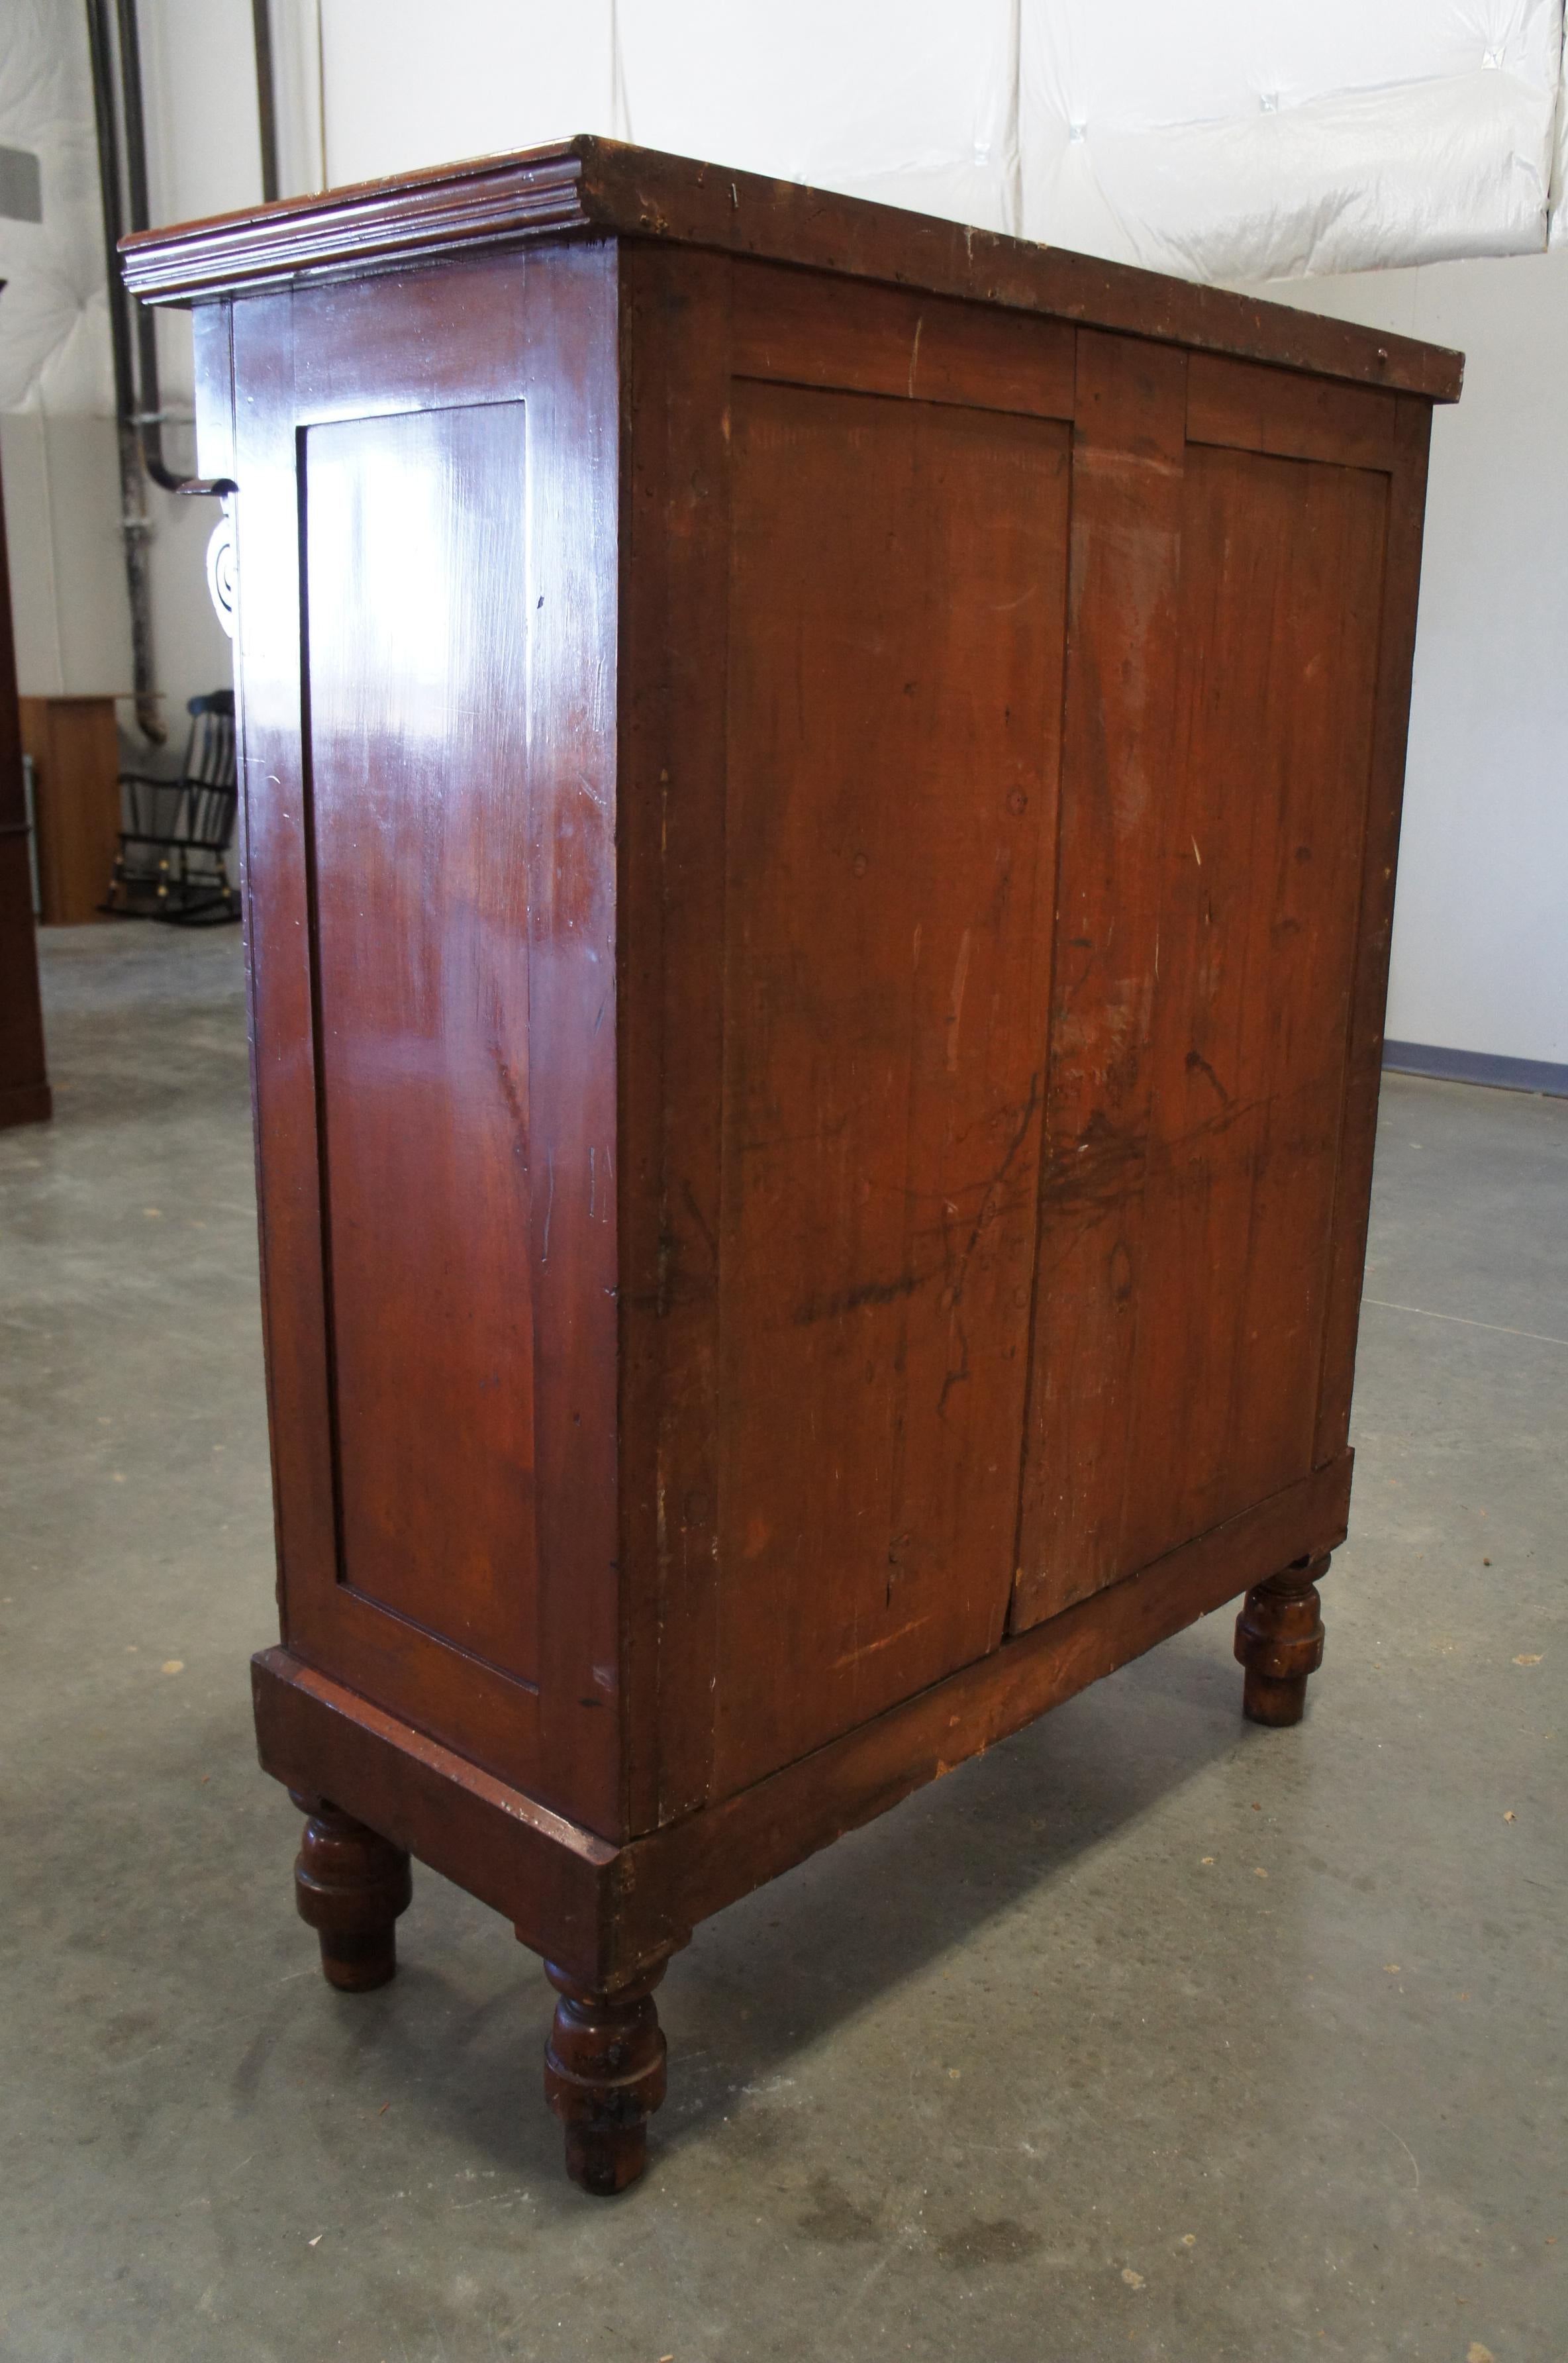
121, 132, 1461, 405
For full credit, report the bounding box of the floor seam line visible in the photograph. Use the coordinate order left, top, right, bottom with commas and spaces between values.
1361, 1296, 1568, 1348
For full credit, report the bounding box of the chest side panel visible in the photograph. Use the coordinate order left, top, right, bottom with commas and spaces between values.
230, 245, 622, 1829
710, 375, 1070, 1795
1013, 344, 1391, 1628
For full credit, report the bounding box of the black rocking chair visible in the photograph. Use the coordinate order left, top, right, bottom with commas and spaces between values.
103, 690, 240, 925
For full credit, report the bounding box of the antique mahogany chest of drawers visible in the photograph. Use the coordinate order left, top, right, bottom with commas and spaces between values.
124, 136, 1460, 2195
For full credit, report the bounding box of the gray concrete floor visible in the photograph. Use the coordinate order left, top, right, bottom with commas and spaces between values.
1, 924, 1563, 2363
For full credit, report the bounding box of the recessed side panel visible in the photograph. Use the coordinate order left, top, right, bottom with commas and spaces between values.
711, 382, 1069, 1797
301, 401, 538, 1682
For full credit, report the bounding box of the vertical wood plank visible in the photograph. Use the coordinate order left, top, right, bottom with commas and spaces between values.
1314, 394, 1434, 1466
712, 383, 1067, 1794
1012, 330, 1188, 1631
230, 289, 340, 1652
524, 244, 625, 1837
616, 245, 734, 1833
1115, 445, 1387, 1572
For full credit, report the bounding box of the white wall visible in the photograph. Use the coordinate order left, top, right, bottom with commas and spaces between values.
320, 0, 613, 186
1251, 250, 1568, 1068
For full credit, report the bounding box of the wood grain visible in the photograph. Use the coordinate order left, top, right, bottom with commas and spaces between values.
252, 1645, 623, 1982
1187, 352, 1396, 472
301, 400, 539, 1681
712, 379, 1067, 1793
1116, 442, 1387, 1572
254, 1452, 1352, 1988
1314, 395, 1434, 1466
1018, 350, 1389, 1627
122, 136, 1464, 405
732, 258, 1075, 421
544, 1958, 668, 2195
616, 244, 734, 1832
654, 1455, 1352, 1952
290, 1791, 412, 1990
1013, 330, 1189, 1629
230, 248, 625, 1831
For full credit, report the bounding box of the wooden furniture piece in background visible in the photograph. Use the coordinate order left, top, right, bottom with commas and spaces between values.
105, 689, 240, 924
19, 694, 121, 926
0, 437, 50, 1128
124, 136, 1461, 2195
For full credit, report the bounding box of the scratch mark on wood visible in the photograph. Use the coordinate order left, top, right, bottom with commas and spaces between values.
681, 1177, 718, 1270
831, 1611, 936, 1671
796, 1268, 927, 1326
1185, 1047, 1231, 1106
945, 927, 972, 1074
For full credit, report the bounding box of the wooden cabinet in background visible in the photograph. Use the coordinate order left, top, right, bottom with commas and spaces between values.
19, 694, 121, 926
124, 136, 1461, 2195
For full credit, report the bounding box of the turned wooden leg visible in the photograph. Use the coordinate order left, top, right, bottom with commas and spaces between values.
1234, 1553, 1328, 1727
543, 1960, 667, 2197
289, 1790, 412, 1991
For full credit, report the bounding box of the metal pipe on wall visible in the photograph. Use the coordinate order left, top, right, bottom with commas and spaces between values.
83, 0, 163, 742
111, 0, 187, 496
252, 0, 281, 204
84, 0, 279, 742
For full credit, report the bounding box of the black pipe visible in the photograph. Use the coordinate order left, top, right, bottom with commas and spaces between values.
83, 0, 164, 741
252, 0, 280, 204
112, 0, 184, 493
85, 0, 275, 739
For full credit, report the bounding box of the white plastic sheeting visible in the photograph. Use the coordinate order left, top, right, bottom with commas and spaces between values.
611, 0, 1568, 277
1018, 1, 1566, 277
0, 0, 113, 414
317, 1, 1568, 280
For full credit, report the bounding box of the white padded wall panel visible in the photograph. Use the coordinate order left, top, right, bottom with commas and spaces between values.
1020, 0, 1560, 128
308, 1, 1568, 283
1551, 37, 1568, 234
1020, 0, 1563, 277
1024, 69, 1559, 281
0, 0, 112, 415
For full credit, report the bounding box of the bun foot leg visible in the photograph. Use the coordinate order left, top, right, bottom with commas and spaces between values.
290, 1790, 412, 1991
1234, 1554, 1328, 1726
543, 1960, 667, 2196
